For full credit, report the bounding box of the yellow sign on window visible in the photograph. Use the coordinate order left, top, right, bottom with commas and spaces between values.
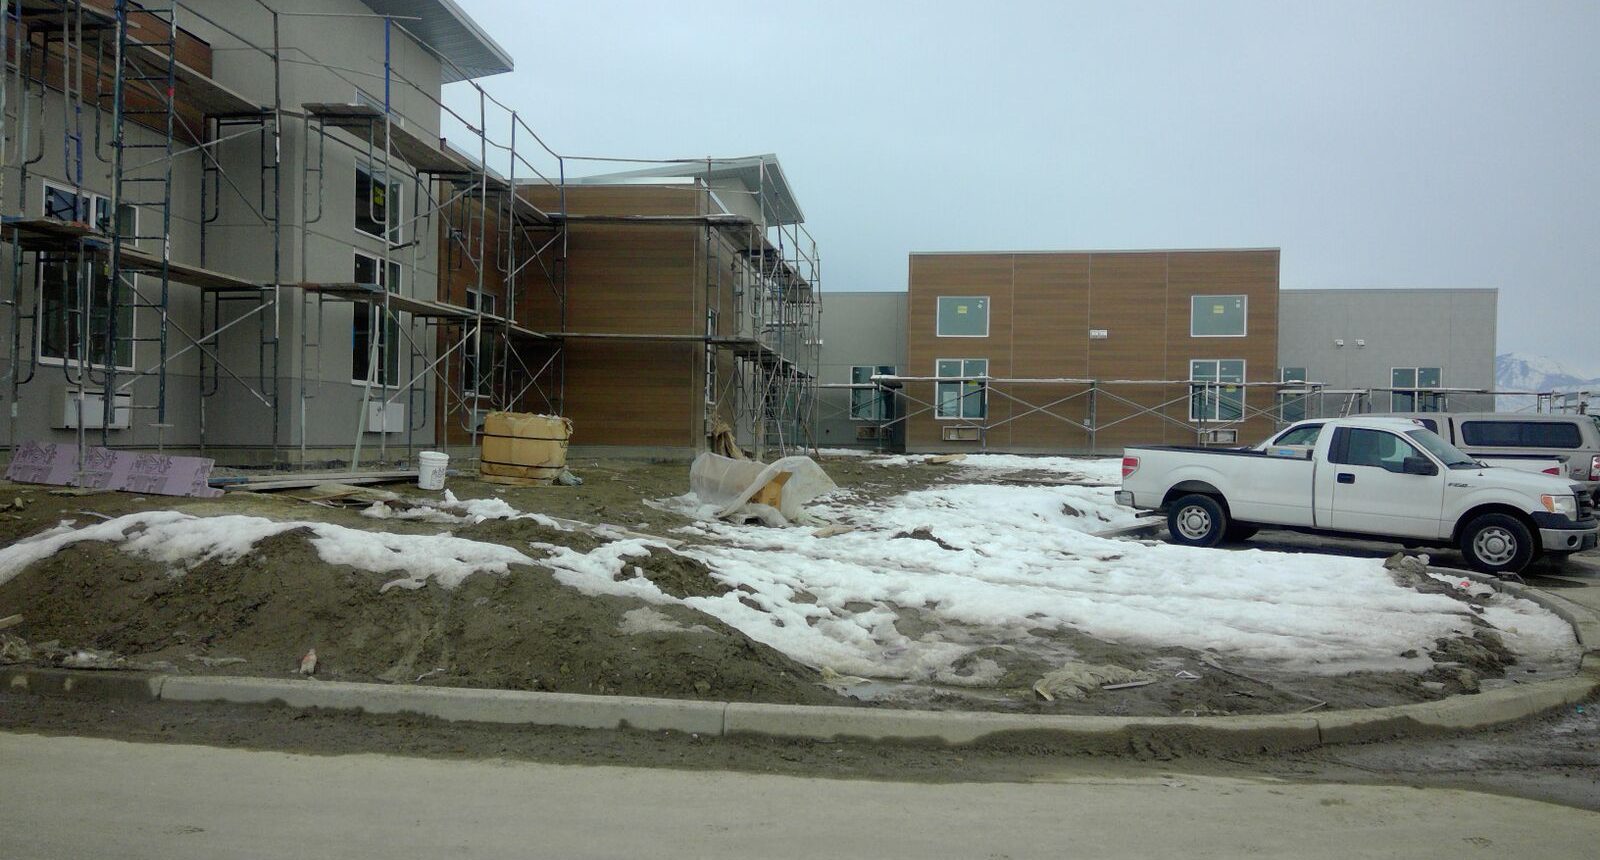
956, 305, 968, 314
1213, 305, 1225, 314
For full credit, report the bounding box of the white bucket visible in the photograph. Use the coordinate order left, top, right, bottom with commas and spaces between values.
417, 450, 449, 490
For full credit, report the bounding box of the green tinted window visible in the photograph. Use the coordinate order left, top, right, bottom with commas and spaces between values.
936, 296, 989, 337
1190, 295, 1246, 337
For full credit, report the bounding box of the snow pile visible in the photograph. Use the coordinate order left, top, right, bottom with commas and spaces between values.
0, 511, 534, 592
873, 453, 1124, 484
617, 481, 1579, 680
360, 490, 567, 529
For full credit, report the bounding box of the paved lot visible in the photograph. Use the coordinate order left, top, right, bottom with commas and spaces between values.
3, 732, 1596, 860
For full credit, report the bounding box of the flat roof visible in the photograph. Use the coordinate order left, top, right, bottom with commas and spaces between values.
910, 247, 1280, 256
559, 155, 806, 225
362, 0, 514, 82
1281, 287, 1499, 295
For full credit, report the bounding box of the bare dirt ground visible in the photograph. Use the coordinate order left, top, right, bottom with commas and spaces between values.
0, 455, 1572, 716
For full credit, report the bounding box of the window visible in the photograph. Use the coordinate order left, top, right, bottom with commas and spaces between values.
1391, 367, 1443, 412
1190, 294, 1247, 337
463, 289, 495, 395
1333, 428, 1425, 473
1190, 359, 1245, 421
354, 163, 402, 244
1272, 423, 1323, 447
850, 365, 895, 421
936, 296, 988, 337
38, 182, 138, 370
935, 358, 987, 419
1278, 366, 1308, 423
351, 252, 402, 386
1460, 420, 1583, 449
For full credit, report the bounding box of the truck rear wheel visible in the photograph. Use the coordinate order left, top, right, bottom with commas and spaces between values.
1459, 513, 1535, 575
1167, 494, 1228, 548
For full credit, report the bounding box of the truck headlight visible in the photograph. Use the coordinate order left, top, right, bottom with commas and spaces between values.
1540, 494, 1578, 518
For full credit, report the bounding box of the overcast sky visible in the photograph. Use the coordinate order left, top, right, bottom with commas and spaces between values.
452, 0, 1599, 366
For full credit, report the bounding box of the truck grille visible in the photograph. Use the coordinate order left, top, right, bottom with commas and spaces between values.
1576, 486, 1596, 522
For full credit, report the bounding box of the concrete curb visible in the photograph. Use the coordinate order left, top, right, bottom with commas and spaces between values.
5, 661, 1595, 752
4, 571, 1595, 752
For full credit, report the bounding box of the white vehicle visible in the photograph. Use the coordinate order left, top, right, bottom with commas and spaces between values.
1116, 416, 1598, 574
1259, 420, 1566, 479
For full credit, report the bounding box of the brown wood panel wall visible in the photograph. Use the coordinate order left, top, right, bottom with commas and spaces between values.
906, 249, 1280, 453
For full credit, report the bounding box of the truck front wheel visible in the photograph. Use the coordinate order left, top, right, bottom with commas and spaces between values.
1459, 513, 1535, 575
1167, 494, 1229, 548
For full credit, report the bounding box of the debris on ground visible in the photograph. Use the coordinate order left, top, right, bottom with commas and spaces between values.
926, 454, 967, 465
299, 648, 318, 676
0, 633, 31, 663
555, 469, 584, 486
60, 648, 125, 670
5, 441, 224, 498
1033, 662, 1155, 701
688, 452, 837, 526
0, 613, 21, 631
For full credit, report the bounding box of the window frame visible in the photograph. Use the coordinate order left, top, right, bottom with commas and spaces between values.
463, 288, 496, 397
1189, 294, 1248, 338
1189, 358, 1246, 422
350, 250, 403, 388
1331, 427, 1430, 474
849, 364, 896, 422
1390, 366, 1444, 412
935, 358, 988, 420
37, 180, 139, 372
354, 162, 404, 246
934, 295, 990, 338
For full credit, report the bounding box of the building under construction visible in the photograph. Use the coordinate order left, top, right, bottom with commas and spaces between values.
0, 0, 821, 472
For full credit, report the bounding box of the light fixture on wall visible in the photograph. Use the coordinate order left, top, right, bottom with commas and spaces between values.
1355, 339, 1366, 349
1334, 339, 1345, 348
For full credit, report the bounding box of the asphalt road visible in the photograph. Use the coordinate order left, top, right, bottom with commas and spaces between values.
3, 731, 1597, 860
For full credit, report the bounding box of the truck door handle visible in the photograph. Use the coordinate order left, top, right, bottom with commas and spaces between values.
1337, 472, 1355, 484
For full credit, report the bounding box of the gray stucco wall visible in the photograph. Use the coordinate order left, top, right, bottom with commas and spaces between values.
1277, 288, 1498, 416
0, 0, 451, 466
815, 291, 907, 449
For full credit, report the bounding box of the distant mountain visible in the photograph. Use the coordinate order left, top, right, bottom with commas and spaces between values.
1495, 352, 1599, 410
1496, 352, 1600, 393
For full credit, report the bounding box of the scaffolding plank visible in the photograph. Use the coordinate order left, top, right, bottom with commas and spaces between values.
303, 103, 478, 175
298, 283, 477, 320
1, 218, 264, 291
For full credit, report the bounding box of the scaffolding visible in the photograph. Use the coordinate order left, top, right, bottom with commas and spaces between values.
2, 1, 819, 473
0, 0, 572, 472
820, 376, 1592, 453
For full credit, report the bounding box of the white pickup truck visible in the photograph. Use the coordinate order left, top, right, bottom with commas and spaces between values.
1116, 416, 1598, 574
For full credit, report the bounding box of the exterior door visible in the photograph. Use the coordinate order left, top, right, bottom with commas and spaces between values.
1324, 427, 1446, 538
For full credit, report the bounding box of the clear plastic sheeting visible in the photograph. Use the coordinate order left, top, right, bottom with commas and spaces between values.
689, 453, 838, 525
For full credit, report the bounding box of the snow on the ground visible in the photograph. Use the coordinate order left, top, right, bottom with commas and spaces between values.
645, 481, 1575, 680
0, 511, 534, 592
815, 447, 886, 458
360, 489, 568, 529
873, 453, 1123, 484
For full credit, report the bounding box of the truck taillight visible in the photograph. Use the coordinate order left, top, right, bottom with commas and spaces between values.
1122, 456, 1140, 478
1591, 455, 1600, 482
1545, 466, 1562, 475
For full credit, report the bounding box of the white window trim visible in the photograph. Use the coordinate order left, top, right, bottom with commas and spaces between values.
1189, 359, 1246, 422
350, 250, 403, 388
849, 364, 896, 422
464, 288, 496, 398
935, 358, 988, 421
37, 180, 138, 372
1389, 365, 1443, 412
935, 295, 990, 338
1189, 294, 1248, 338
354, 162, 405, 246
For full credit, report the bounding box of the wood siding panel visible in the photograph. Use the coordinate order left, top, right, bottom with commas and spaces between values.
906, 254, 1014, 450
1009, 254, 1091, 449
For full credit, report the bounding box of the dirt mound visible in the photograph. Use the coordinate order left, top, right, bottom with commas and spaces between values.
630, 550, 730, 599
0, 531, 837, 706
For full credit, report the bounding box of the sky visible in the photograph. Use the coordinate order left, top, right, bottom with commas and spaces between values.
448, 0, 1600, 367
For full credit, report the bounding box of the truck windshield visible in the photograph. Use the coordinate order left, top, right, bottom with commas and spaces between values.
1405, 429, 1478, 468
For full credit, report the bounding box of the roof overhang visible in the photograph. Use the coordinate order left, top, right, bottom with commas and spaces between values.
561, 155, 806, 225
362, 0, 514, 82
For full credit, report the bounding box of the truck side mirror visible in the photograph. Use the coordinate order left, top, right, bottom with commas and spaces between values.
1402, 456, 1437, 476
